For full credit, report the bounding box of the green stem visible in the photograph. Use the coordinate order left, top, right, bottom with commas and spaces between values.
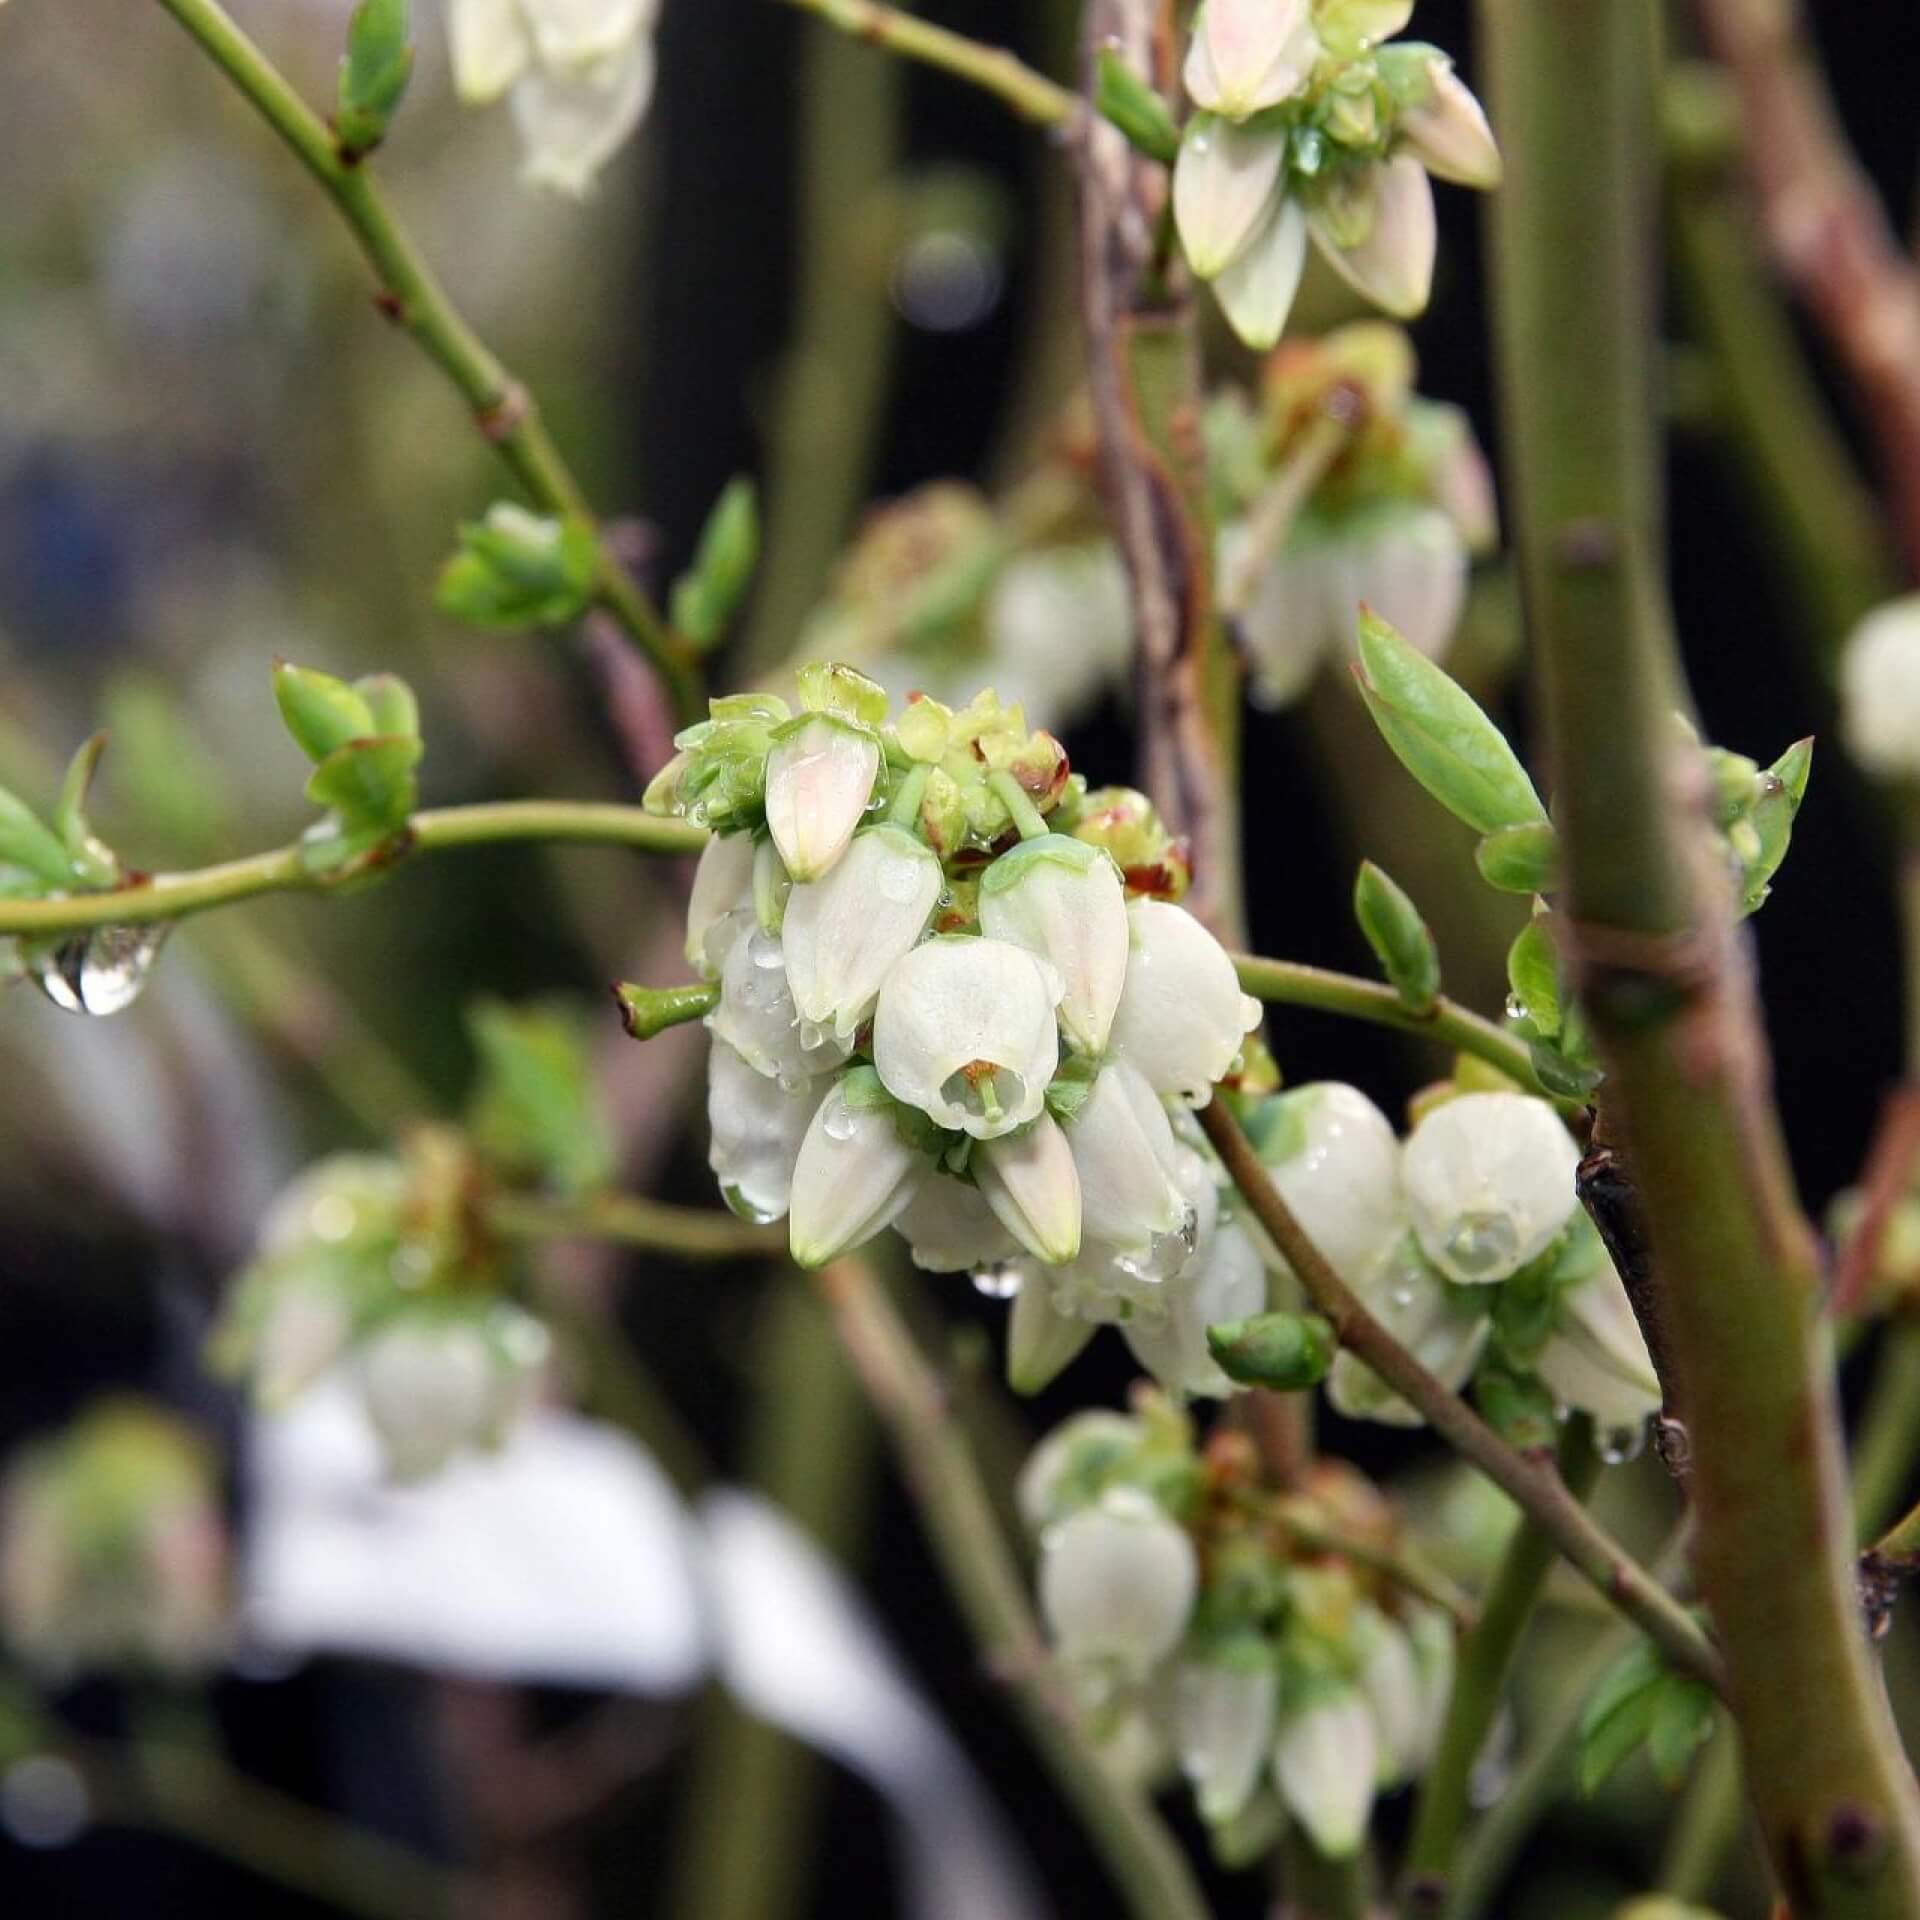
1658, 1729, 1745, 1905
988, 770, 1050, 842
1286, 1829, 1376, 1920
613, 979, 722, 1040
814, 1256, 1211, 1920
887, 763, 933, 830
1482, 0, 1920, 1906
152, 0, 700, 719
0, 801, 705, 936
775, 0, 1080, 126
1199, 1098, 1723, 1693
488, 1189, 783, 1262
1399, 1419, 1603, 1913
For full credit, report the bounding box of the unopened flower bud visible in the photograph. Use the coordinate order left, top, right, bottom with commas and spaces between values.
1310, 156, 1436, 319
1535, 1263, 1662, 1428
1402, 1091, 1579, 1284
1174, 115, 1290, 280
1841, 595, 1920, 782
1183, 0, 1320, 119
1327, 1234, 1488, 1425
359, 1317, 500, 1482
1039, 1488, 1198, 1675
976, 1114, 1085, 1266
1354, 1607, 1424, 1784
685, 831, 756, 978
787, 1078, 922, 1268
1398, 58, 1502, 189
1176, 1647, 1279, 1824
873, 935, 1062, 1139
979, 837, 1130, 1056
1204, 1300, 1336, 1393
762, 715, 881, 882
894, 1174, 1020, 1273
1272, 1690, 1377, 1859
782, 825, 941, 1043
1212, 195, 1311, 351
1251, 1082, 1406, 1283
707, 1038, 822, 1225
1069, 1062, 1192, 1262
1109, 900, 1263, 1106
1007, 1268, 1099, 1395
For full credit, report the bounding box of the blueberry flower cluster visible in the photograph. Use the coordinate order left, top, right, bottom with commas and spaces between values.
1020, 1398, 1454, 1861
648, 669, 1269, 1388
1172, 0, 1501, 349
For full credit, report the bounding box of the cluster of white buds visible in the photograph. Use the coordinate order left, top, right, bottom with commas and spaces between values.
1212, 322, 1497, 707
211, 1136, 551, 1482
450, 0, 660, 196
1245, 1083, 1661, 1447
1841, 594, 1920, 785
647, 668, 1267, 1394
0, 1400, 228, 1678
1019, 1402, 1454, 1860
1173, 0, 1500, 349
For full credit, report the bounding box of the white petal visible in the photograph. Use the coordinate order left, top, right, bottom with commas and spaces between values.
1255, 1082, 1406, 1283
1402, 1092, 1580, 1284
1176, 1658, 1278, 1823
450, 0, 531, 104
1842, 595, 1920, 780
1316, 504, 1467, 668
1038, 1489, 1197, 1674
1006, 1270, 1099, 1395
782, 826, 941, 1041
1228, 516, 1337, 706
1535, 1264, 1661, 1426
1211, 194, 1309, 350
359, 1321, 498, 1482
762, 717, 881, 882
1109, 900, 1262, 1106
1356, 1609, 1423, 1784
1184, 0, 1319, 118
872, 936, 1061, 1139
1070, 1061, 1192, 1263
976, 1115, 1084, 1266
707, 922, 853, 1089
1174, 116, 1289, 280
979, 840, 1130, 1057
707, 1038, 823, 1225
522, 0, 654, 69
1124, 1217, 1267, 1399
511, 34, 656, 198
1325, 1234, 1488, 1426
1273, 1694, 1377, 1858
686, 832, 757, 978
1309, 156, 1436, 318
894, 1175, 1020, 1274
253, 1284, 355, 1410
1399, 61, 1502, 189
787, 1083, 921, 1268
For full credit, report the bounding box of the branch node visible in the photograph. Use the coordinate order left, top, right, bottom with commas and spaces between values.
478, 381, 533, 445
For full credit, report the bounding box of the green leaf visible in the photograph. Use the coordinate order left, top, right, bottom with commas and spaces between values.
1475, 819, 1559, 894
670, 477, 760, 648
305, 735, 422, 834
354, 672, 420, 741
435, 506, 598, 630
1094, 49, 1180, 165
466, 998, 614, 1198
1737, 738, 1813, 916
0, 785, 72, 890
1354, 611, 1549, 835
1506, 916, 1562, 1039
1353, 860, 1441, 1014
1206, 1312, 1336, 1391
1578, 1639, 1666, 1796
1646, 1676, 1716, 1786
1530, 1037, 1603, 1102
1770, 735, 1814, 810
336, 0, 414, 157
275, 661, 376, 764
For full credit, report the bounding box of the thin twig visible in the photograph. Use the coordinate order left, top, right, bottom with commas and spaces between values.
1256, 1494, 1478, 1630
1199, 1097, 1725, 1694
490, 1189, 784, 1262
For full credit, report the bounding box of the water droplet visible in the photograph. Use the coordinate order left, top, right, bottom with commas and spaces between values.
1503, 993, 1527, 1023
1389, 1284, 1417, 1310
308, 1194, 359, 1244
823, 1102, 859, 1143
749, 930, 786, 971
31, 924, 170, 1017
1443, 1211, 1520, 1279
972, 1265, 1022, 1300
722, 1183, 781, 1226
1594, 1420, 1647, 1466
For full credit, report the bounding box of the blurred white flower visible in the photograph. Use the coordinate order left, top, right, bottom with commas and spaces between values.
1273, 1690, 1377, 1859
894, 1175, 1019, 1274
1184, 0, 1319, 119
1355, 1607, 1424, 1784
1014, 1410, 1145, 1534
1308, 155, 1437, 319
358, 1314, 537, 1483
1108, 900, 1262, 1106
1038, 1489, 1198, 1676
1536, 1262, 1662, 1428
1326, 1233, 1488, 1426
763, 717, 882, 882
1124, 1216, 1267, 1399
1841, 594, 1920, 782
1399, 57, 1502, 189
1176, 1654, 1279, 1824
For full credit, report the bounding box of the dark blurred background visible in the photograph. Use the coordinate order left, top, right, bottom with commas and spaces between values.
2, 1, 1919, 1915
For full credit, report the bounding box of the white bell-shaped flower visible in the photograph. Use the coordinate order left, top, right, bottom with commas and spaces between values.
1125, 1217, 1267, 1399
1183, 0, 1320, 119
782, 825, 941, 1043
252, 1283, 355, 1410
1326, 1233, 1489, 1426
1069, 1062, 1192, 1262
358, 1318, 498, 1482
1007, 1267, 1100, 1395
510, 33, 656, 198
685, 831, 756, 977
1354, 1607, 1424, 1785
1273, 1691, 1378, 1860
979, 838, 1130, 1057
873, 935, 1062, 1139
1015, 1410, 1145, 1533
762, 716, 881, 882
1402, 1092, 1580, 1284
1398, 58, 1502, 189
707, 918, 853, 1090
1212, 195, 1310, 351
1536, 1263, 1662, 1429
1256, 1082, 1406, 1284
450, 0, 532, 103
522, 0, 656, 69
787, 1080, 922, 1268
976, 1114, 1084, 1266
707, 1038, 822, 1225
1309, 156, 1437, 318
1038, 1488, 1198, 1676
1176, 1653, 1279, 1824
1109, 900, 1263, 1106
1841, 595, 1920, 781
1228, 514, 1329, 707
1315, 502, 1467, 668
894, 1174, 1020, 1274
1174, 116, 1290, 280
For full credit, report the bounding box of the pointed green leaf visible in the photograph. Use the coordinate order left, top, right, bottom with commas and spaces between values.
275, 662, 376, 763
353, 672, 420, 741
1646, 1677, 1716, 1786
1506, 916, 1562, 1039
1475, 819, 1559, 894
1095, 49, 1180, 165
1353, 860, 1441, 1014
0, 786, 76, 889
670, 477, 760, 648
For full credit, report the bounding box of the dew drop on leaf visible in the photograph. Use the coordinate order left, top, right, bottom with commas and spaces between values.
31, 923, 170, 1017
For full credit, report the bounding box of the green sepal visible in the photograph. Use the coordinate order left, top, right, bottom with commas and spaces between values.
1094, 49, 1180, 165
979, 831, 1104, 897
1206, 1311, 1336, 1391
794, 662, 889, 728
1374, 41, 1445, 106
305, 735, 421, 835
354, 672, 420, 741
1475, 819, 1559, 894
1043, 1052, 1101, 1126
336, 0, 414, 158
670, 477, 760, 649
1354, 610, 1549, 835
1353, 859, 1441, 1014
275, 661, 376, 764
435, 506, 598, 630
